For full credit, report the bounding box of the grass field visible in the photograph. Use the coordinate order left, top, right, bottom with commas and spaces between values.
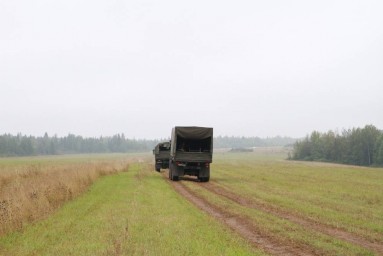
0, 154, 131, 236
182, 149, 383, 255
0, 154, 258, 256
0, 149, 382, 255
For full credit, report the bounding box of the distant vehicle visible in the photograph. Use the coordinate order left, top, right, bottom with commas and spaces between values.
169, 126, 213, 182
153, 141, 171, 172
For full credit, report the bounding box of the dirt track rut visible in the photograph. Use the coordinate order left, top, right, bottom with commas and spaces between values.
162, 171, 383, 255
199, 182, 383, 255
166, 176, 315, 256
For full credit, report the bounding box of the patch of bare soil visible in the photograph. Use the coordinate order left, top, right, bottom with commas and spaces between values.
199, 182, 383, 255
163, 172, 316, 256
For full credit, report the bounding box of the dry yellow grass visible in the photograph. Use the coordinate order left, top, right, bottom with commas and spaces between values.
0, 154, 130, 236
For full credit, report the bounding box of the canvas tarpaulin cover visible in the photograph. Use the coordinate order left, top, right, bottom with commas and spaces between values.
154, 142, 170, 154
174, 127, 213, 139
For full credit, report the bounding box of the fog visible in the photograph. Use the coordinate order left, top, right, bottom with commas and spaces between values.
1, 0, 382, 139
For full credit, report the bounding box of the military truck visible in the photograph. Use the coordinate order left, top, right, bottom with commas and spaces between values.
153, 141, 171, 172
169, 126, 213, 182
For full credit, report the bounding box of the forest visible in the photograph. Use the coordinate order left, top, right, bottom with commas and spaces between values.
0, 133, 295, 157
291, 125, 383, 166
3, 126, 382, 167
0, 133, 154, 156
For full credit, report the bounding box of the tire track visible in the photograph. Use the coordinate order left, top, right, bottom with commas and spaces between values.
162, 172, 316, 256
198, 181, 383, 255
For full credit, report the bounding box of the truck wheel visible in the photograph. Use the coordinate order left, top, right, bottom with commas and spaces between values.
156, 167, 160, 172
200, 176, 210, 182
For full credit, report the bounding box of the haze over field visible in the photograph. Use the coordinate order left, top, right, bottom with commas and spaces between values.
1, 0, 382, 139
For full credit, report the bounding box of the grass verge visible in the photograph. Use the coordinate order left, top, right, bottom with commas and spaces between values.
181, 150, 383, 255
211, 152, 383, 243
0, 159, 260, 255
183, 181, 372, 255
0, 154, 130, 236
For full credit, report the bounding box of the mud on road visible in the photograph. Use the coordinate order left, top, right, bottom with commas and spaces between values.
162, 171, 383, 256
199, 182, 383, 255
163, 172, 315, 256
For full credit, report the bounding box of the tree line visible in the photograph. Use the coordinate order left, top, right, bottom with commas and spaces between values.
0, 133, 295, 157
213, 135, 296, 148
290, 125, 383, 166
0, 133, 158, 156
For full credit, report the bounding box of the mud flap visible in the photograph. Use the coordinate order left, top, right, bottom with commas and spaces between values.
170, 161, 179, 181
199, 166, 210, 178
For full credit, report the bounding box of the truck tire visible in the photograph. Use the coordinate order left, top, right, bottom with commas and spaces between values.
200, 176, 210, 182
155, 167, 160, 172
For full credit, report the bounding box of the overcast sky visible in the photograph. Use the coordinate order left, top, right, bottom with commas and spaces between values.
1, 0, 382, 139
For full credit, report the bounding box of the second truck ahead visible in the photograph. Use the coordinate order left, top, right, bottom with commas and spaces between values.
169, 126, 213, 182
153, 141, 171, 172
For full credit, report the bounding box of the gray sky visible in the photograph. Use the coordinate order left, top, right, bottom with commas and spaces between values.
1, 0, 382, 139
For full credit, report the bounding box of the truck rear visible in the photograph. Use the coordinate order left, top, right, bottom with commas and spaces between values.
153, 141, 170, 172
169, 126, 213, 182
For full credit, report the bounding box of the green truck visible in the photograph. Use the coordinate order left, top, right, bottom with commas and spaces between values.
169, 126, 213, 182
153, 141, 171, 172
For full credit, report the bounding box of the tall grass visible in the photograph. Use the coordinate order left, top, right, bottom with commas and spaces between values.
0, 154, 130, 236
0, 160, 259, 255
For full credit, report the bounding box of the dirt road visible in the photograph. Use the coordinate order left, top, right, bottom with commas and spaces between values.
163, 173, 315, 256
163, 172, 383, 255
198, 181, 383, 255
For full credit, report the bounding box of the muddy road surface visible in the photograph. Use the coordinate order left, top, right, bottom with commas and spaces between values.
162, 172, 383, 256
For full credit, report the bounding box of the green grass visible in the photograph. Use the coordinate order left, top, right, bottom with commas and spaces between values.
184, 180, 372, 255
1, 150, 381, 255
211, 152, 383, 242
0, 153, 133, 236
0, 160, 260, 255
181, 150, 383, 255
